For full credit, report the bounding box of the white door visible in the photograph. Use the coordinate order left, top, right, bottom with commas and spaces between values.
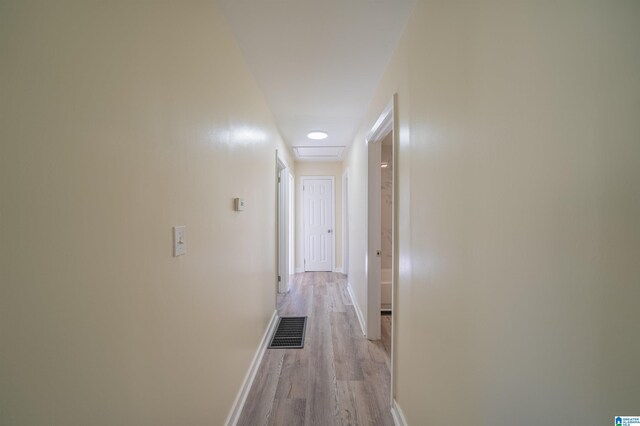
277, 157, 290, 293
367, 139, 382, 339
342, 172, 349, 276
303, 177, 334, 272
289, 172, 295, 275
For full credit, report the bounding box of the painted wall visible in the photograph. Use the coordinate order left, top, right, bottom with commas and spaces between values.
295, 162, 343, 273
343, 0, 640, 424
0, 2, 293, 425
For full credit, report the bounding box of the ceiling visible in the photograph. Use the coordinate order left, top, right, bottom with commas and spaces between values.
216, 0, 414, 161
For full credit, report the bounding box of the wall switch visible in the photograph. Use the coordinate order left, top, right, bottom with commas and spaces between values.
234, 198, 246, 211
173, 226, 186, 256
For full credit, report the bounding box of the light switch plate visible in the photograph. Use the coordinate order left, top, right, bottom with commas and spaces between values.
173, 226, 186, 256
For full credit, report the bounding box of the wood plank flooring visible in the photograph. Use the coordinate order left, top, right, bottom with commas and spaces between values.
238, 272, 393, 426
381, 315, 392, 362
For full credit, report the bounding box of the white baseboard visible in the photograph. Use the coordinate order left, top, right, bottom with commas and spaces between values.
225, 310, 279, 426
391, 399, 408, 426
346, 282, 366, 336
333, 267, 344, 274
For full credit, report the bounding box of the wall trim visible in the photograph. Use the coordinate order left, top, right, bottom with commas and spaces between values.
391, 399, 408, 426
333, 267, 344, 274
347, 282, 366, 336
295, 267, 304, 273
225, 310, 279, 426
366, 97, 394, 144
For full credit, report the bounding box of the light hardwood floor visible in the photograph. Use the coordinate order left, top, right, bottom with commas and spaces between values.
381, 315, 392, 359
237, 272, 393, 426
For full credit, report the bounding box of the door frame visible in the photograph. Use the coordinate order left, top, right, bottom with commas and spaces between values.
365, 96, 394, 340
365, 95, 397, 404
276, 151, 291, 293
301, 175, 335, 272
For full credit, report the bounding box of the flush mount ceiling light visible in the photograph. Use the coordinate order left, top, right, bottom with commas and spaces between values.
306, 131, 328, 140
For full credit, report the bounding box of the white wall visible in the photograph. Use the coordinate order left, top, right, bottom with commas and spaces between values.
344, 0, 640, 424
0, 2, 293, 425
295, 162, 343, 272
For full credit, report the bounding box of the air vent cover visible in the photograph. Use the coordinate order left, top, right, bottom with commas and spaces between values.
268, 316, 307, 349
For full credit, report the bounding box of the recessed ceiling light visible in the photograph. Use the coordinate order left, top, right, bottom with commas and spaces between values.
380, 162, 389, 168
307, 131, 328, 140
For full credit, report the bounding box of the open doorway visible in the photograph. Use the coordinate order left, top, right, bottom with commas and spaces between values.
365, 95, 397, 402
365, 97, 395, 339
276, 151, 292, 294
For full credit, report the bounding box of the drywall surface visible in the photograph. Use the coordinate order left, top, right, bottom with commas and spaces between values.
343, 0, 640, 424
0, 2, 292, 424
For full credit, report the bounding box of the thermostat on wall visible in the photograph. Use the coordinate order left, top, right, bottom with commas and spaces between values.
234, 198, 246, 211
173, 225, 186, 257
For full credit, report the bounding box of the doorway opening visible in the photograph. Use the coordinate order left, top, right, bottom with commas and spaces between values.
276, 151, 292, 294
365, 95, 397, 402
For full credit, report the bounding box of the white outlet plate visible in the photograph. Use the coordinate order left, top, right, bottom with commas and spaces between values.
173, 226, 186, 256
234, 198, 246, 211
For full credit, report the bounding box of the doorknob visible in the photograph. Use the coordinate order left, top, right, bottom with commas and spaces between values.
328, 229, 332, 233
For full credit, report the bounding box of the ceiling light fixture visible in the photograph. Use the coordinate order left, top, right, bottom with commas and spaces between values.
307, 131, 328, 140
381, 162, 389, 168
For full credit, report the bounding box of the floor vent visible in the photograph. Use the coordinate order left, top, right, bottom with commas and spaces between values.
268, 316, 307, 349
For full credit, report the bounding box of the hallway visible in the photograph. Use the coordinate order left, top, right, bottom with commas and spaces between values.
2, 2, 639, 424
238, 272, 393, 426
